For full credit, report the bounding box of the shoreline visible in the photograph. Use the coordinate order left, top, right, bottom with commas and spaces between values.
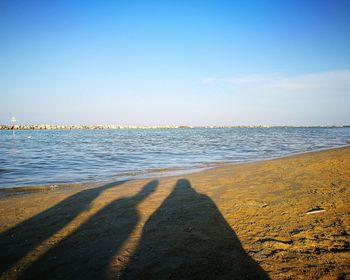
1, 144, 349, 192
0, 146, 349, 279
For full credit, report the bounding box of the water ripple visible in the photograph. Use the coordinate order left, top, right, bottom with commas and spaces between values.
0, 127, 349, 188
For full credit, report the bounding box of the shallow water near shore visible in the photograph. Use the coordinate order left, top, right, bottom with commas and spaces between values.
0, 127, 349, 188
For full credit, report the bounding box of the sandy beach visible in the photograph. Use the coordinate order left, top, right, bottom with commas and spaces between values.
0, 146, 349, 279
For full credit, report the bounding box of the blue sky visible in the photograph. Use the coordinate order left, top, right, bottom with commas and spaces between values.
1, 0, 349, 125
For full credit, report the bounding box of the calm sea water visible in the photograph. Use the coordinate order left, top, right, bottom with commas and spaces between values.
0, 128, 349, 188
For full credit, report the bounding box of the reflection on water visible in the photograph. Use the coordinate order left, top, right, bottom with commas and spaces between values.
0, 127, 349, 188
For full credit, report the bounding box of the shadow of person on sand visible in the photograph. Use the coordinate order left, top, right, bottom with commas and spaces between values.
19, 180, 158, 280
121, 179, 269, 280
0, 180, 128, 276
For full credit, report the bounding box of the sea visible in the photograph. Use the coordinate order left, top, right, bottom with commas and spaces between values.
0, 127, 349, 188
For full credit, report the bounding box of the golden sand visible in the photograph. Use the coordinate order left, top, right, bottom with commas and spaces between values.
0, 147, 349, 279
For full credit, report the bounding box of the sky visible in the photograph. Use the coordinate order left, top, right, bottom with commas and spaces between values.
1, 0, 349, 126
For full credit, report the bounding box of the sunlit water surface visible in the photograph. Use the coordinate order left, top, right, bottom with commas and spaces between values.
0, 128, 349, 188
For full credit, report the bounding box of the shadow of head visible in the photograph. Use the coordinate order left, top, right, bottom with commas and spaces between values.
175, 178, 191, 188
96, 179, 129, 192
135, 180, 158, 200
171, 178, 199, 198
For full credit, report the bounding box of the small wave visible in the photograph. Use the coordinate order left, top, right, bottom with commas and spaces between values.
113, 167, 182, 178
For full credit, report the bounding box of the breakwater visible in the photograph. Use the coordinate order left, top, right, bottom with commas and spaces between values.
0, 124, 347, 130
1, 124, 186, 130
0, 124, 272, 130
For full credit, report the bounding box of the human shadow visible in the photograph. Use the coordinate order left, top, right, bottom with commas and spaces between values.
19, 180, 158, 280
121, 179, 269, 280
0, 180, 127, 276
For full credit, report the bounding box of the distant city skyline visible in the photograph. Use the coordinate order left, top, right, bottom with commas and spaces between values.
1, 0, 349, 126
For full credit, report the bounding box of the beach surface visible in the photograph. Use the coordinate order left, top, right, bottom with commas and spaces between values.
0, 147, 349, 279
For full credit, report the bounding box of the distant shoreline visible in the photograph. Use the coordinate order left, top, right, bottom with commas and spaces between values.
1, 124, 349, 130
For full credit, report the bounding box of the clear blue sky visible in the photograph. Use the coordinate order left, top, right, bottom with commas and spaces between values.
1, 0, 349, 126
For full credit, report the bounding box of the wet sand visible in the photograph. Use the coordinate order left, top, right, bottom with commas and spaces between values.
0, 147, 349, 279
